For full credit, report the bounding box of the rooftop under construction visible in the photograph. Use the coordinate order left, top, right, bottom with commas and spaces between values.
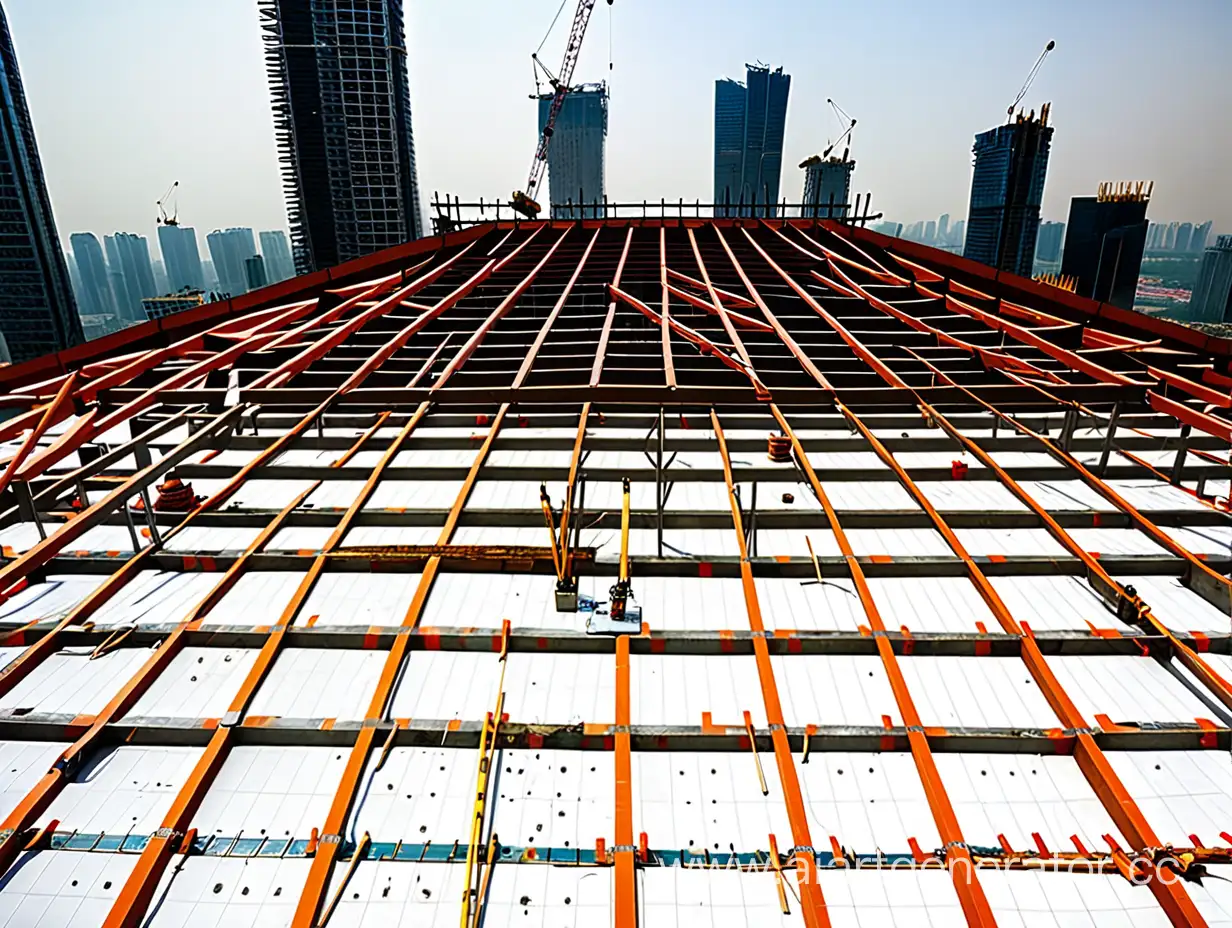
0, 213, 1231, 926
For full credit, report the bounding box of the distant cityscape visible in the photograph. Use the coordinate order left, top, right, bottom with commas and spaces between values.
0, 0, 1230, 364
65, 226, 297, 342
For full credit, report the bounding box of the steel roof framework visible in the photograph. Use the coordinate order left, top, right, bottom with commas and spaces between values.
0, 217, 1227, 925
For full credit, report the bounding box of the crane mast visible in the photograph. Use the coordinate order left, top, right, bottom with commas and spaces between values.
512, 0, 610, 218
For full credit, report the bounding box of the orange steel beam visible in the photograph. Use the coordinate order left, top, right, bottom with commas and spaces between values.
740, 227, 910, 390
659, 227, 677, 388
288, 406, 509, 928
513, 228, 601, 389
686, 227, 764, 372
0, 372, 76, 501
252, 243, 485, 389
433, 227, 572, 390
589, 227, 633, 387
558, 403, 591, 579
0, 406, 242, 598
1149, 391, 1232, 444
770, 404, 998, 928
664, 266, 757, 308
101, 406, 430, 928
787, 224, 908, 284
903, 350, 1232, 714
609, 285, 771, 399
711, 226, 835, 391
833, 397, 1210, 928
662, 282, 774, 331
710, 409, 830, 928
614, 632, 636, 928
729, 231, 1207, 925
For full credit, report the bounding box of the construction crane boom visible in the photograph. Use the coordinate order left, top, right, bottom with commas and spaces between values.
822, 98, 856, 160
1007, 40, 1055, 117
512, 0, 611, 218
156, 180, 179, 227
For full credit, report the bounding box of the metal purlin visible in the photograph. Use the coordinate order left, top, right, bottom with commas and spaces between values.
792, 234, 1232, 705
747, 243, 1212, 927
710, 409, 832, 928
589, 227, 634, 387
288, 404, 510, 928
99, 402, 433, 928
0, 411, 387, 887
768, 404, 1000, 928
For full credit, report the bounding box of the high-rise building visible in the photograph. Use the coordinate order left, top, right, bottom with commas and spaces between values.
951, 219, 966, 249
0, 4, 82, 361
207, 228, 257, 298
259, 230, 296, 283
1035, 221, 1065, 264
1188, 235, 1232, 323
1174, 222, 1193, 254
158, 224, 204, 292
924, 220, 937, 244
1059, 182, 1151, 310
537, 83, 607, 218
245, 254, 268, 292
799, 155, 853, 218
963, 107, 1054, 277
712, 64, 790, 216
1146, 223, 1164, 251
1191, 221, 1213, 255
1163, 222, 1177, 251
104, 232, 157, 322
260, 0, 424, 274
937, 214, 950, 244
69, 232, 114, 318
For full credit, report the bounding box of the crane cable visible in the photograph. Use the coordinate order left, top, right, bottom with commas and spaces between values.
536, 0, 569, 57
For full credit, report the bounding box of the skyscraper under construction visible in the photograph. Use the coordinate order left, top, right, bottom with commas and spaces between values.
260, 0, 424, 274
963, 106, 1053, 277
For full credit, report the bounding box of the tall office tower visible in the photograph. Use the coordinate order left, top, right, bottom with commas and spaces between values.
799, 155, 854, 218
1035, 221, 1065, 264
244, 254, 268, 291
207, 228, 257, 298
260, 0, 424, 274
1059, 181, 1151, 310
69, 233, 115, 317
259, 230, 296, 283
537, 83, 607, 218
104, 233, 157, 322
712, 64, 790, 216
1163, 222, 1177, 251
951, 219, 966, 249
0, 4, 82, 361
1174, 222, 1193, 254
1188, 235, 1232, 322
937, 213, 950, 244
924, 220, 937, 243
1146, 223, 1163, 251
158, 224, 204, 292
963, 106, 1054, 277
1191, 221, 1213, 254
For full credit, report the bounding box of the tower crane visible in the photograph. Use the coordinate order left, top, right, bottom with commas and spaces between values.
1006, 40, 1055, 118
822, 98, 856, 160
156, 180, 179, 227
511, 0, 612, 219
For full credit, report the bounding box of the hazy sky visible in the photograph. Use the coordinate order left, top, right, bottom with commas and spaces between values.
6, 0, 1230, 259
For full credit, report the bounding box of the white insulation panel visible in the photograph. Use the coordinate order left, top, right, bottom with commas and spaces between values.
0, 852, 138, 927
897, 656, 1060, 729
1045, 654, 1217, 726
246, 648, 385, 720
631, 655, 766, 728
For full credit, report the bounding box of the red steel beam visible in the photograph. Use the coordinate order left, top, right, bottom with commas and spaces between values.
659, 227, 677, 388
433, 227, 571, 390
589, 227, 633, 386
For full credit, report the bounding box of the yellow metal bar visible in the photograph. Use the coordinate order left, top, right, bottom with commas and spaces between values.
619, 476, 631, 583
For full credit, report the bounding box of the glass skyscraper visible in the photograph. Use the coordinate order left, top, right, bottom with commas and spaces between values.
261, 0, 423, 274
207, 228, 257, 299
259, 230, 296, 283
537, 83, 607, 219
157, 224, 204, 293
963, 108, 1054, 278
712, 64, 790, 216
0, 2, 82, 362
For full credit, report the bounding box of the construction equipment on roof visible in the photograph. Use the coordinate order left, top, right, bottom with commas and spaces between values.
511, 0, 613, 219
1006, 39, 1055, 118
583, 476, 641, 634
156, 180, 179, 227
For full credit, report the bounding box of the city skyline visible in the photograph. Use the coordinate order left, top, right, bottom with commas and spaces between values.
4, 0, 1227, 253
